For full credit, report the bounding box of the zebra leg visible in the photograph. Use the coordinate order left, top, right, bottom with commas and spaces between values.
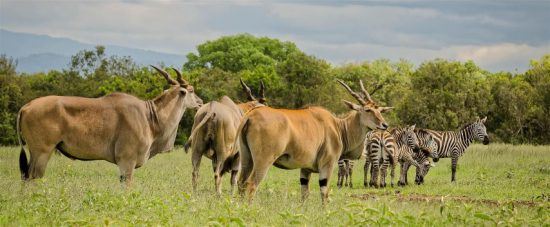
348, 161, 353, 188
370, 161, 379, 188
380, 161, 387, 188
389, 158, 396, 187
451, 156, 458, 182
364, 158, 370, 187
398, 160, 407, 186
337, 162, 344, 188
403, 162, 410, 185
343, 161, 349, 187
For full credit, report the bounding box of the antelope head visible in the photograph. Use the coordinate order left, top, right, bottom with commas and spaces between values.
240, 78, 267, 107
151, 65, 203, 109
337, 79, 392, 130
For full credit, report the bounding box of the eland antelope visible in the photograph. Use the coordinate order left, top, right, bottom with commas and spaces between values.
237, 80, 392, 204
185, 79, 266, 194
17, 66, 202, 186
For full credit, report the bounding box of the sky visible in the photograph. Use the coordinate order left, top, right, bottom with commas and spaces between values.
1, 0, 549, 72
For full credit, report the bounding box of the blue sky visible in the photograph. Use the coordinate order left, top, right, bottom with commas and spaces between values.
1, 0, 549, 72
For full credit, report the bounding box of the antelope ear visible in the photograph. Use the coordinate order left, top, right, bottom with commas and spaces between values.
343, 100, 362, 111
480, 116, 487, 123
380, 106, 394, 113
180, 88, 188, 96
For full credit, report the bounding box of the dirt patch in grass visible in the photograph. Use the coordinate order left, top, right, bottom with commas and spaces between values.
351, 191, 543, 207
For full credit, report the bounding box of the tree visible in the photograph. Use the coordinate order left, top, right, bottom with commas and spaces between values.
276, 52, 333, 109
398, 59, 490, 130
522, 55, 550, 143
0, 55, 23, 144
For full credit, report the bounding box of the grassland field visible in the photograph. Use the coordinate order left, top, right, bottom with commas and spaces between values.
0, 144, 548, 226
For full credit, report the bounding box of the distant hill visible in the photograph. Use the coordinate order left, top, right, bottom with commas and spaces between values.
0, 29, 186, 73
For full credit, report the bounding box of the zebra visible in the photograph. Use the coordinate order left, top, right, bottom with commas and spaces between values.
337, 159, 354, 188
337, 130, 373, 188
402, 129, 439, 185
363, 129, 395, 188
383, 125, 430, 187
413, 117, 490, 182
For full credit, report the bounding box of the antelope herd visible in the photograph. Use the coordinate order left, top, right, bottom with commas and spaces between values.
16, 66, 490, 204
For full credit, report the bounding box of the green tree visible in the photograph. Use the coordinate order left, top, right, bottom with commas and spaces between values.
487, 73, 535, 143
276, 52, 333, 109
523, 55, 550, 143
398, 59, 490, 130
0, 55, 24, 144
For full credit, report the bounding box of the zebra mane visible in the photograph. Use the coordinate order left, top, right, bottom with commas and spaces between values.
460, 122, 476, 131
415, 128, 430, 135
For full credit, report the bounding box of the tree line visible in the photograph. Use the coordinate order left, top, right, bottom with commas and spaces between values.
1, 34, 549, 145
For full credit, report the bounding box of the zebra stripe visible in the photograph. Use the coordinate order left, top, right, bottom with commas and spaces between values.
416, 117, 489, 182
402, 130, 439, 185
337, 159, 354, 188
363, 130, 395, 188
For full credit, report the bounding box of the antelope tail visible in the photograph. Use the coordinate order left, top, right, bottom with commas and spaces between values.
237, 118, 252, 194
184, 110, 216, 153
17, 109, 29, 180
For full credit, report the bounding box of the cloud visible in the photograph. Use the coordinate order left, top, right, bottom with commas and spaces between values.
0, 1, 548, 72
290, 38, 550, 72
453, 43, 550, 72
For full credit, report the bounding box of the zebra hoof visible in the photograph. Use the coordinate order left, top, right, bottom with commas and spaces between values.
397, 181, 405, 187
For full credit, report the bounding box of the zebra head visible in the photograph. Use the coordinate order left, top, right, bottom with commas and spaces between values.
404, 125, 421, 153
418, 132, 439, 159
415, 159, 435, 185
474, 116, 490, 145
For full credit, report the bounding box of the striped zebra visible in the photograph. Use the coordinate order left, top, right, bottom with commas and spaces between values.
337, 130, 373, 188
363, 129, 395, 188
337, 159, 354, 188
402, 129, 439, 185
384, 125, 428, 187
414, 117, 490, 182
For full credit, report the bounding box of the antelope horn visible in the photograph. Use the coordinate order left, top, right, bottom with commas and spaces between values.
151, 65, 178, 85
359, 80, 374, 103
240, 78, 256, 101
170, 67, 189, 87
259, 80, 266, 99
369, 83, 384, 96
336, 79, 366, 105
258, 80, 267, 104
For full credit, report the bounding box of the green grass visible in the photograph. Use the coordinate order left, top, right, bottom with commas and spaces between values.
0, 144, 548, 226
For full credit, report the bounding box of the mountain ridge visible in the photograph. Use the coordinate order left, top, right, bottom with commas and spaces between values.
0, 29, 187, 73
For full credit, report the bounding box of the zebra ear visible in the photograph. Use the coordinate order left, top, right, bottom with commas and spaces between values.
409, 124, 416, 131
480, 116, 487, 123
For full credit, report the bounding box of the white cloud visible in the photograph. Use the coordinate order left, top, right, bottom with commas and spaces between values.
1, 1, 548, 71
292, 39, 550, 72
453, 43, 550, 72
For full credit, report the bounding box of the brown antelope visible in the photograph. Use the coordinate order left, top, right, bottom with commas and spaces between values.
17, 66, 202, 186
185, 79, 266, 194
237, 80, 392, 204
